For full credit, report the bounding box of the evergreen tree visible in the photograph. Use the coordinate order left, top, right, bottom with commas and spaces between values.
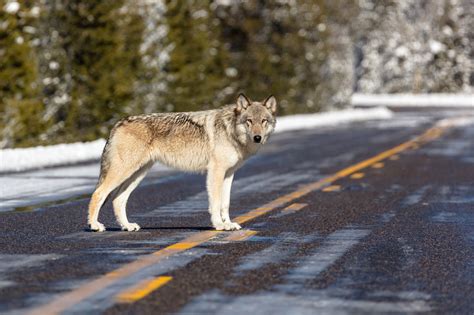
0, 0, 48, 148
214, 0, 333, 114
57, 0, 146, 141
162, 0, 230, 112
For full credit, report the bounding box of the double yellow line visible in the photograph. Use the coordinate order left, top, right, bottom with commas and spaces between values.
28, 119, 454, 315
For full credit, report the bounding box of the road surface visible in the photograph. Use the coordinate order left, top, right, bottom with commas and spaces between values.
1, 110, 473, 314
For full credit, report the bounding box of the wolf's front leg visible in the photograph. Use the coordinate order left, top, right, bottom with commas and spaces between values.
221, 173, 241, 230
207, 164, 227, 230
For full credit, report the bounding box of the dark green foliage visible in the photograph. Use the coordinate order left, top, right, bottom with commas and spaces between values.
162, 0, 230, 112
0, 0, 48, 147
57, 0, 146, 141
215, 0, 332, 114
1, 0, 146, 147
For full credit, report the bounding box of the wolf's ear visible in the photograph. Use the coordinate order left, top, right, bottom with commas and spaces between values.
235, 93, 251, 114
264, 95, 277, 114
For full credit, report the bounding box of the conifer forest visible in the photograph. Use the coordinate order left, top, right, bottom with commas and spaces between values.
0, 0, 472, 148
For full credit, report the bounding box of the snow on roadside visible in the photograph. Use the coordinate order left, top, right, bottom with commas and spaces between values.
352, 93, 473, 108
0, 107, 393, 173
0, 139, 106, 173
275, 107, 392, 133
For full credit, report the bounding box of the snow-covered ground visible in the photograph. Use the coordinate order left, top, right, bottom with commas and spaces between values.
0, 139, 107, 174
275, 107, 392, 133
0, 107, 392, 173
352, 93, 473, 108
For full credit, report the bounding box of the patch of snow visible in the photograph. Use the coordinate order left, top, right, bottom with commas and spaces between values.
225, 67, 238, 77
275, 107, 393, 134
30, 5, 40, 17
23, 26, 36, 34
429, 40, 445, 54
15, 36, 24, 44
395, 46, 409, 58
4, 1, 19, 14
215, 0, 232, 6
49, 61, 59, 70
0, 139, 106, 173
0, 108, 394, 173
435, 116, 474, 128
191, 9, 208, 19
352, 93, 474, 108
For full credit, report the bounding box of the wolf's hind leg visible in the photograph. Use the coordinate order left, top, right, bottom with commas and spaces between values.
88, 168, 137, 232
221, 173, 241, 231
112, 162, 152, 231
88, 139, 149, 232
88, 185, 113, 232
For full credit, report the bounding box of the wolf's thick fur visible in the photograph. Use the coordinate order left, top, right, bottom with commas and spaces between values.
88, 94, 277, 232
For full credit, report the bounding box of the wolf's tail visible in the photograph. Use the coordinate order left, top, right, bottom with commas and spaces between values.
97, 140, 111, 186
97, 122, 121, 186
98, 116, 131, 186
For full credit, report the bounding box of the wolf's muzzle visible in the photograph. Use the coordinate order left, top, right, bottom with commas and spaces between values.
253, 135, 262, 143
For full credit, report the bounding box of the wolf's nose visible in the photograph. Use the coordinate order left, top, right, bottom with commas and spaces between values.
254, 135, 262, 143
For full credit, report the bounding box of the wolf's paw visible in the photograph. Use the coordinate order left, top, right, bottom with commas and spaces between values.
223, 221, 242, 231
212, 221, 226, 231
211, 215, 226, 230
121, 223, 141, 232
89, 222, 106, 232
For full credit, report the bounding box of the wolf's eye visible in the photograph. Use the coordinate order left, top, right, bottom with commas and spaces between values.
262, 119, 268, 124
246, 119, 252, 124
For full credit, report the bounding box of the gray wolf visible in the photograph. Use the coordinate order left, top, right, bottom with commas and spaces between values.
88, 94, 277, 232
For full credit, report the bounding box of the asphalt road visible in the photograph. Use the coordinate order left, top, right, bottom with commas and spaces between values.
1, 110, 473, 314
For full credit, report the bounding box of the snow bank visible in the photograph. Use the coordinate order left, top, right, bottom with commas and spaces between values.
275, 107, 393, 133
352, 93, 473, 108
0, 139, 106, 173
0, 107, 393, 173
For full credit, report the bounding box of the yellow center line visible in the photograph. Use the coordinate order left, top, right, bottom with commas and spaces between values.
350, 172, 365, 179
166, 242, 199, 250
372, 162, 384, 169
26, 230, 219, 315
322, 185, 341, 192
282, 203, 308, 211
116, 276, 173, 303
27, 119, 456, 314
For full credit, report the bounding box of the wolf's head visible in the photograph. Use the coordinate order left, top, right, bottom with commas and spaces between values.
234, 93, 277, 145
